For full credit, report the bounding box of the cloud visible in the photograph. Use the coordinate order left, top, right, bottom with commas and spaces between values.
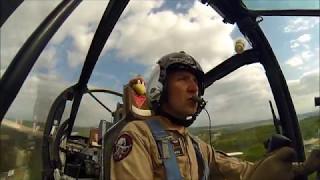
285, 49, 315, 67
72, 91, 121, 127
296, 34, 311, 43
90, 72, 122, 90
286, 56, 304, 67
287, 70, 319, 114
287, 33, 317, 69
106, 1, 235, 72
1, 1, 110, 73
5, 72, 120, 127
301, 50, 313, 61
193, 64, 275, 126
5, 74, 65, 121
290, 34, 312, 51
193, 66, 319, 127
36, 46, 58, 70
67, 50, 84, 68
3, 1, 318, 128
1, 1, 234, 126
290, 42, 300, 49
284, 17, 319, 33
50, 1, 109, 68
1, 1, 61, 73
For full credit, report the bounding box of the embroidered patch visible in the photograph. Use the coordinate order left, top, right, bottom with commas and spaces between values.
113, 133, 133, 161
171, 138, 184, 156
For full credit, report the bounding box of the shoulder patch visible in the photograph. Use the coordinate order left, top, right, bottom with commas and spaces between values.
113, 133, 133, 161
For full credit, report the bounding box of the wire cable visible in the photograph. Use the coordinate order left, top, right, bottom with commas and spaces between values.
87, 90, 113, 114
204, 108, 212, 147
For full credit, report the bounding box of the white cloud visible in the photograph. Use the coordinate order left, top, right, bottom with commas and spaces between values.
296, 34, 311, 43
36, 47, 58, 70
4, 1, 233, 126
73, 91, 121, 127
285, 49, 315, 67
287, 70, 319, 114
1, 1, 60, 73
50, 1, 108, 67
193, 66, 319, 127
286, 56, 304, 67
290, 42, 300, 49
1, 1, 110, 73
3, 1, 318, 128
105, 1, 235, 72
301, 51, 313, 61
5, 72, 120, 127
192, 64, 275, 126
5, 73, 65, 121
67, 50, 84, 68
290, 34, 312, 51
284, 17, 319, 33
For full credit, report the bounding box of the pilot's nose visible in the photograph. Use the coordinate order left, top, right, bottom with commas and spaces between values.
187, 79, 199, 94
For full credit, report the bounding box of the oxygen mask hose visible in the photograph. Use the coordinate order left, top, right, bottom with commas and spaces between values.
204, 108, 212, 147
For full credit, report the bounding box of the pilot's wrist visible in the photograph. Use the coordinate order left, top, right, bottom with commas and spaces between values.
292, 162, 311, 176
292, 162, 304, 176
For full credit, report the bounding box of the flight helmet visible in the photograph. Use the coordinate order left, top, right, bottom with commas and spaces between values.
147, 51, 205, 112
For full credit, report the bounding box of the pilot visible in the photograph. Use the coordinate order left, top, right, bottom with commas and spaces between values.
110, 51, 320, 179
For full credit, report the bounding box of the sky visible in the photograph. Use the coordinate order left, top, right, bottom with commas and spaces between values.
1, 0, 319, 127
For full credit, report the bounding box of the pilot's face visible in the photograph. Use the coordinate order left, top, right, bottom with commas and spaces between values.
162, 70, 199, 118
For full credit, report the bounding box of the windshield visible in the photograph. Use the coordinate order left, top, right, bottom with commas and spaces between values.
260, 15, 319, 154
242, 0, 320, 10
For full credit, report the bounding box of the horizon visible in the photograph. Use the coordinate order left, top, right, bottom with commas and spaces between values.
3, 110, 319, 128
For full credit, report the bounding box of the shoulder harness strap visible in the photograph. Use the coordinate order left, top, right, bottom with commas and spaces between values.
145, 119, 182, 180
189, 135, 209, 180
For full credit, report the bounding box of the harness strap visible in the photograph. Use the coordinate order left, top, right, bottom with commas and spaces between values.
145, 120, 182, 180
190, 135, 210, 180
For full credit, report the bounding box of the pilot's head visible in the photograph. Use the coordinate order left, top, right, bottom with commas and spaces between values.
147, 51, 205, 126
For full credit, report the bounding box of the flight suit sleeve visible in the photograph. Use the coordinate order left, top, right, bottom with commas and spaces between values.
210, 149, 254, 180
111, 121, 154, 180
198, 140, 254, 180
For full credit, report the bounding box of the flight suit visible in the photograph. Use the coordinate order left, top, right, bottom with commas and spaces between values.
110, 116, 253, 180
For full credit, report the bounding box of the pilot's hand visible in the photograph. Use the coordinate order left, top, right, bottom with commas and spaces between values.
129, 76, 146, 95
246, 147, 296, 180
303, 149, 320, 175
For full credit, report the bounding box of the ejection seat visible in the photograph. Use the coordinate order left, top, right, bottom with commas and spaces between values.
103, 82, 152, 179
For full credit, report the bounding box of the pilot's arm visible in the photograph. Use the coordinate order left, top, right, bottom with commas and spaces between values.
206, 146, 254, 179
204, 143, 319, 180
244, 147, 320, 180
292, 149, 320, 176
195, 138, 253, 179
110, 122, 153, 180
